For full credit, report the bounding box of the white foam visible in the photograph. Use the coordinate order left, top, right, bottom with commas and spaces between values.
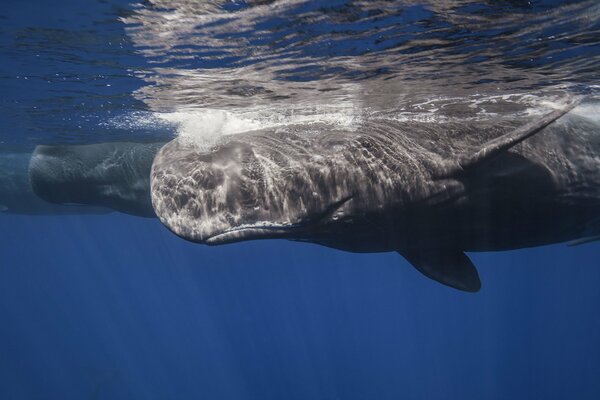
158, 110, 264, 144
102, 111, 172, 131
105, 91, 598, 146
571, 102, 600, 123
154, 106, 362, 147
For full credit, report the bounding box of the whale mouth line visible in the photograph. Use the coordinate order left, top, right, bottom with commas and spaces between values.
204, 195, 354, 245
205, 224, 298, 245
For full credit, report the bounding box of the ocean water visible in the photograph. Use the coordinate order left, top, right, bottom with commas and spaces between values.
1, 0, 600, 399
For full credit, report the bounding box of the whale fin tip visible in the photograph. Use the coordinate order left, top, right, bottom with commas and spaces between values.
568, 235, 600, 247
400, 248, 481, 292
458, 97, 582, 171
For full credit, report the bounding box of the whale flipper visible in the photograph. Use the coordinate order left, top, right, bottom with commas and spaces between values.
568, 236, 600, 246
400, 249, 481, 292
458, 100, 580, 171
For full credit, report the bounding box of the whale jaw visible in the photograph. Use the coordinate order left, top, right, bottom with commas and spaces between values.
205, 225, 296, 245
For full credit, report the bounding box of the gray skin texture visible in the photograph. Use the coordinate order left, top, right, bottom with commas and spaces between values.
151, 105, 600, 291
29, 142, 164, 217
0, 150, 111, 215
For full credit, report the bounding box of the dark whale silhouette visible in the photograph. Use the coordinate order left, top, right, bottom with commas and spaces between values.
151, 100, 600, 291
0, 150, 111, 215
29, 142, 163, 217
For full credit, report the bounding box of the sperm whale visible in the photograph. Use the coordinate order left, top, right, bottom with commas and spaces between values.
29, 142, 163, 217
151, 99, 600, 291
0, 150, 110, 215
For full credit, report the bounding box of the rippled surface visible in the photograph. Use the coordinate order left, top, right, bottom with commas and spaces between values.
125, 0, 600, 111
1, 0, 599, 146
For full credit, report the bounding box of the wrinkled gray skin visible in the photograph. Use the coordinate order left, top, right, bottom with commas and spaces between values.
29, 142, 164, 217
151, 104, 600, 291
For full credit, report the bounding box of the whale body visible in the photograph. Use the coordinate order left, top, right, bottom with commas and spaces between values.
29, 142, 164, 217
0, 150, 111, 215
151, 100, 600, 291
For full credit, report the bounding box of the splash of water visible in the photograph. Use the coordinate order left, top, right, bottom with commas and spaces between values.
153, 106, 363, 147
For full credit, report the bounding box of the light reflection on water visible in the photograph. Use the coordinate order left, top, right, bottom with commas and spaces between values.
123, 0, 600, 112
1, 0, 599, 145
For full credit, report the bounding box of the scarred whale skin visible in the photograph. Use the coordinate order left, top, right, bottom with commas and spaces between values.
151, 101, 600, 291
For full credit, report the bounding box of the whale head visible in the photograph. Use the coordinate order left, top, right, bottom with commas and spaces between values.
151, 137, 353, 245
29, 143, 160, 217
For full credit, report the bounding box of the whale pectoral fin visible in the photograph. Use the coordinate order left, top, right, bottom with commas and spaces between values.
457, 99, 581, 171
568, 236, 600, 246
400, 249, 481, 292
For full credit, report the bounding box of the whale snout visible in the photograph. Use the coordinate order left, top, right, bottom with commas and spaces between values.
151, 136, 355, 245
29, 145, 86, 204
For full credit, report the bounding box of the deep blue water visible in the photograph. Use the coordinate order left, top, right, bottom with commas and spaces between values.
2, 0, 600, 399
3, 212, 600, 399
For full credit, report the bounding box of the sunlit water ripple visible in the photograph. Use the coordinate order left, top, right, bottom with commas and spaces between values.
1, 0, 599, 147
